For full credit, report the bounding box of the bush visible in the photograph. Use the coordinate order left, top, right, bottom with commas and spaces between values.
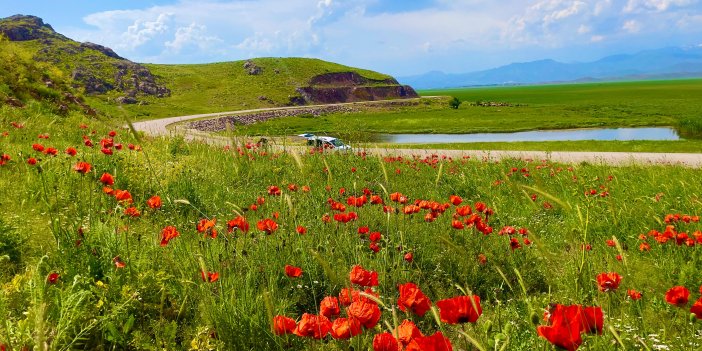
448, 96, 461, 109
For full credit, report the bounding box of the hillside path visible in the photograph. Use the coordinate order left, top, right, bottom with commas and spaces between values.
130, 101, 702, 168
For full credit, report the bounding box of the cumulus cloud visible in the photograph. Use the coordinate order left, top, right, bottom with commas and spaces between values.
122, 13, 171, 50
165, 23, 221, 53
624, 0, 697, 13
622, 19, 641, 32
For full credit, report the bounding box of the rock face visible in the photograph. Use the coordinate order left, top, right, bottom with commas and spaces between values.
0, 14, 170, 100
293, 72, 418, 105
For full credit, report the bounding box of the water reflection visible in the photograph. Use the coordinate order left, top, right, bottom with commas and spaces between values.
379, 127, 679, 144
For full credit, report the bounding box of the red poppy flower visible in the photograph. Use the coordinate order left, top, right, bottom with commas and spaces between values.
257, 218, 279, 234
369, 232, 382, 242
47, 272, 60, 284
404, 252, 414, 262
273, 315, 296, 335
349, 265, 378, 287
373, 332, 401, 351
27, 157, 37, 165
113, 256, 126, 268
200, 270, 219, 283
369, 242, 380, 253
371, 195, 384, 205
197, 218, 218, 238
436, 295, 482, 324
101, 147, 113, 155
665, 286, 690, 306
691, 297, 702, 319
451, 220, 465, 230
285, 264, 303, 278
339, 288, 361, 306
114, 189, 133, 204
160, 226, 180, 246
268, 185, 281, 196
475, 202, 486, 212
73, 161, 91, 174
227, 216, 249, 233
320, 296, 340, 318
296, 225, 307, 234
347, 300, 381, 328
510, 238, 522, 251
124, 207, 140, 217
330, 317, 362, 339
627, 289, 642, 301
99, 173, 115, 186
396, 319, 423, 346
347, 195, 367, 207
293, 313, 332, 339
537, 306, 583, 351
397, 282, 432, 317
146, 195, 162, 209
65, 147, 77, 156
596, 272, 622, 292
449, 195, 462, 206
455, 205, 472, 216
405, 331, 453, 351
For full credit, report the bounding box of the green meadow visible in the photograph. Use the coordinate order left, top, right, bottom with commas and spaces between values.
2, 102, 702, 350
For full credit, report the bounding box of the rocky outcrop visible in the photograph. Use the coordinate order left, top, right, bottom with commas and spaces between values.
0, 15, 65, 41
1, 14, 170, 100
292, 72, 419, 105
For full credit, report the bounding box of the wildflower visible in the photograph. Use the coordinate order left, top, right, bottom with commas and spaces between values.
627, 289, 642, 301
320, 296, 341, 318
197, 218, 218, 239
47, 272, 60, 284
369, 232, 382, 242
65, 147, 77, 156
124, 207, 140, 217
27, 157, 37, 165
146, 195, 162, 209
100, 173, 115, 186
273, 315, 296, 335
396, 319, 423, 346
510, 238, 522, 251
257, 218, 279, 234
691, 297, 702, 319
665, 286, 690, 306
406, 331, 453, 351
347, 300, 382, 328
113, 256, 126, 268
285, 264, 303, 278
330, 317, 362, 340
449, 195, 462, 206
73, 161, 91, 174
160, 226, 180, 246
404, 252, 414, 263
349, 265, 378, 287
436, 295, 482, 324
296, 225, 307, 234
293, 313, 332, 339
113, 189, 133, 204
596, 272, 622, 292
268, 185, 281, 196
373, 333, 401, 351
397, 282, 432, 317
200, 271, 219, 283
536, 305, 583, 351
32, 143, 45, 152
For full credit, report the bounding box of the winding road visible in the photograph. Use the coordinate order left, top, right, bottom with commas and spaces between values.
131, 101, 702, 168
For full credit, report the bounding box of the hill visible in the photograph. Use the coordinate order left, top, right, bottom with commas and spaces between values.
400, 47, 702, 89
0, 14, 417, 119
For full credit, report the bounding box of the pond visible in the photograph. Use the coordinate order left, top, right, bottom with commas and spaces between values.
379, 127, 680, 144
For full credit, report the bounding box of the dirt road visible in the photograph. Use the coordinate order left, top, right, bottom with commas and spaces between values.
130, 103, 702, 168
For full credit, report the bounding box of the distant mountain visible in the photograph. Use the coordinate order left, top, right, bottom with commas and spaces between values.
399, 47, 702, 89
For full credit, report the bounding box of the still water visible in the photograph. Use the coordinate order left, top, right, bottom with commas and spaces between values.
380, 127, 680, 143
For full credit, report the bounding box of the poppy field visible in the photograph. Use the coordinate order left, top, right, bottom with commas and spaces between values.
1, 106, 702, 350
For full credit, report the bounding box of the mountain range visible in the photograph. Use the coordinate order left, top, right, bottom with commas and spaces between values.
399, 47, 702, 89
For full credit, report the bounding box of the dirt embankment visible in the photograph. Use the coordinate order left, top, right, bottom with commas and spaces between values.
293, 72, 419, 105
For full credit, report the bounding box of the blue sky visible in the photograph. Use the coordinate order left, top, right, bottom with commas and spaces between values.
1, 0, 701, 76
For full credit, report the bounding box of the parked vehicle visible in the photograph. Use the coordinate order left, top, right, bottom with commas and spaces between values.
297, 134, 351, 151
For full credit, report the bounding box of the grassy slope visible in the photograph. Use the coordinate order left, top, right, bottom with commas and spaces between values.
2, 102, 702, 350
89, 57, 395, 120
231, 79, 701, 135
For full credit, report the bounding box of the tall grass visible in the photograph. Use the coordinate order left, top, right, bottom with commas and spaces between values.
1, 105, 701, 349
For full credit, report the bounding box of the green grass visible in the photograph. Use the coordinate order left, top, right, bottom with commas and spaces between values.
374, 140, 702, 153
229, 79, 702, 137
2, 102, 702, 350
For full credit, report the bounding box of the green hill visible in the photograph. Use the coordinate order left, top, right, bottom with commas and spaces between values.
0, 14, 417, 120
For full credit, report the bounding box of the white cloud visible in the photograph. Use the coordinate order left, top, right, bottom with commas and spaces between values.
121, 13, 171, 50
165, 23, 221, 53
622, 19, 642, 32
591, 35, 606, 42
624, 0, 696, 13
578, 24, 591, 34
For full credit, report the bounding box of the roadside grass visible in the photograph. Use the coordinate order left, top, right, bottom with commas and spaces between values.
1, 103, 702, 350
372, 140, 702, 153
